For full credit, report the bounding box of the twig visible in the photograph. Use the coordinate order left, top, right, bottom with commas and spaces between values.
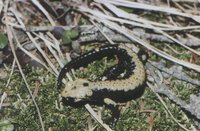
148, 61, 200, 86
147, 82, 191, 131
146, 62, 198, 130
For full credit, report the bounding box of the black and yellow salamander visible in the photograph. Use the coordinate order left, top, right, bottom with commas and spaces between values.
57, 45, 146, 107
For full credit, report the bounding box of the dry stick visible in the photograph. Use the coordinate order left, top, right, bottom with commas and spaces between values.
7, 25, 45, 131
152, 25, 200, 56
149, 61, 200, 86
25, 25, 200, 47
147, 82, 190, 131
25, 24, 200, 32
146, 63, 197, 130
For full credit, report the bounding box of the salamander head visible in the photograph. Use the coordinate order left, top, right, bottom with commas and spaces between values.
61, 79, 93, 102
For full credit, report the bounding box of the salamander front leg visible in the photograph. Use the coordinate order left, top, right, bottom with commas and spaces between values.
104, 98, 117, 107
104, 98, 120, 127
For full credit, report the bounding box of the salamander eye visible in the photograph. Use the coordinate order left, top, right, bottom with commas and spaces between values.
83, 82, 89, 87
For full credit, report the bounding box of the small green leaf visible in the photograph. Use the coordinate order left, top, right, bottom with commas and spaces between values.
0, 33, 8, 49
68, 29, 79, 39
0, 120, 14, 131
62, 29, 80, 44
62, 35, 72, 44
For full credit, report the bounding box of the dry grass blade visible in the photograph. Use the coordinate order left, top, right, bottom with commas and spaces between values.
46, 32, 64, 59
10, 8, 57, 75
33, 33, 63, 68
79, 7, 169, 30
32, 32, 73, 81
77, 6, 200, 57
95, 0, 200, 23
92, 2, 200, 56
5, 59, 15, 87
90, 20, 115, 45
31, 0, 55, 26
13, 31, 48, 69
171, 0, 199, 3
85, 104, 113, 131
104, 3, 200, 55
78, 5, 200, 32
27, 32, 58, 74
8, 8, 49, 70
0, 92, 7, 110
99, 1, 175, 28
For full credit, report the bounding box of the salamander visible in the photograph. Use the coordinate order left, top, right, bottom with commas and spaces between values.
57, 45, 146, 107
